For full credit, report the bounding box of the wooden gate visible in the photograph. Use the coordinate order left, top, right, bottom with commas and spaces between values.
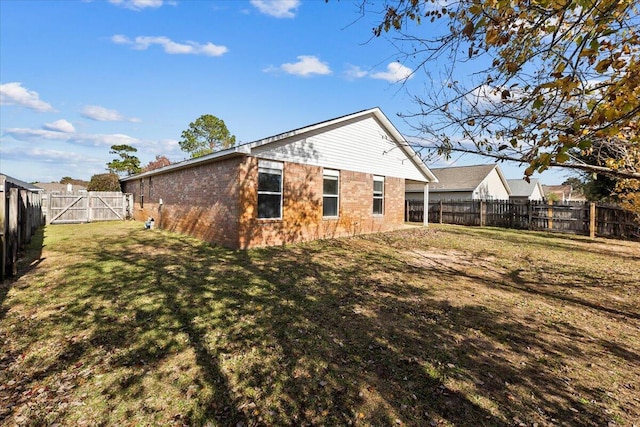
47, 192, 132, 224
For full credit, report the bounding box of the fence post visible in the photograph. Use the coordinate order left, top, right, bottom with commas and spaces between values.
423, 184, 429, 226
87, 192, 92, 223
9, 188, 19, 276
589, 202, 596, 238
439, 200, 443, 224
480, 200, 485, 227
547, 201, 554, 230
0, 177, 5, 282
19, 190, 29, 246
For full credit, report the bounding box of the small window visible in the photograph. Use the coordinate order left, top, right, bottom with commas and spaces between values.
373, 175, 384, 215
257, 160, 283, 219
323, 170, 339, 217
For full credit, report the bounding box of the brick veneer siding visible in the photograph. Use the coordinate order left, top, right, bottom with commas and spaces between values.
238, 159, 407, 249
123, 156, 408, 249
122, 157, 244, 248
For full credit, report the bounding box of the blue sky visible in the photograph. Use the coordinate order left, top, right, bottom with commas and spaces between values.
0, 0, 570, 184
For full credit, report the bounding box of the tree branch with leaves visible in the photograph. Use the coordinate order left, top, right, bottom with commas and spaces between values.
367, 0, 639, 182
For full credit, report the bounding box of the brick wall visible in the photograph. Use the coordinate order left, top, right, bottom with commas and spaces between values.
123, 157, 408, 249
239, 160, 324, 248
122, 157, 243, 248
239, 161, 407, 248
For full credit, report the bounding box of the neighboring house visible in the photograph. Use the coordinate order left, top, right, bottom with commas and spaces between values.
34, 182, 87, 194
406, 164, 511, 202
120, 108, 438, 249
507, 178, 545, 201
542, 185, 588, 202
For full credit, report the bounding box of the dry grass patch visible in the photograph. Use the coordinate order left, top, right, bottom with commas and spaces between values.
1, 222, 638, 426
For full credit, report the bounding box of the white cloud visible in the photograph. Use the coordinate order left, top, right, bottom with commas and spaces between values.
344, 65, 369, 80
269, 55, 331, 77
108, 0, 166, 11
81, 105, 141, 122
0, 146, 100, 164
3, 128, 71, 141
135, 138, 184, 161
43, 119, 75, 133
72, 133, 139, 147
4, 126, 140, 147
0, 82, 55, 112
370, 62, 414, 83
111, 34, 130, 44
251, 0, 300, 18
111, 35, 228, 57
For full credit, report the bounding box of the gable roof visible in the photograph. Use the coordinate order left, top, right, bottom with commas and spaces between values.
507, 178, 542, 198
121, 108, 437, 183
428, 164, 507, 193
34, 182, 87, 193
1, 174, 43, 192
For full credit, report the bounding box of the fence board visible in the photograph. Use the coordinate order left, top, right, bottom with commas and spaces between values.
407, 199, 639, 240
0, 175, 45, 280
47, 192, 130, 224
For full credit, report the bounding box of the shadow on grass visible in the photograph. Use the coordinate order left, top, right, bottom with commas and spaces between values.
444, 225, 640, 262
0, 227, 45, 321
4, 223, 637, 426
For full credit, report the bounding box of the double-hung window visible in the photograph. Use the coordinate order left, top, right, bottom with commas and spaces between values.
373, 175, 384, 215
257, 160, 283, 219
323, 169, 339, 218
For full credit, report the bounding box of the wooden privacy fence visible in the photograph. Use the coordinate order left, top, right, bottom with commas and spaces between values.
45, 192, 133, 224
1, 176, 45, 281
406, 199, 639, 239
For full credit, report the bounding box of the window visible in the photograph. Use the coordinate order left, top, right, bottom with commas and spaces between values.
373, 175, 384, 215
323, 170, 339, 217
257, 160, 283, 219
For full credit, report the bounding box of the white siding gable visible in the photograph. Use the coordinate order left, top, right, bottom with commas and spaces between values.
250, 115, 428, 182
530, 183, 544, 200
473, 168, 511, 200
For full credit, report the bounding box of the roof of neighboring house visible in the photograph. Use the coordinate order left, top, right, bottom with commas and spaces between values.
428, 164, 509, 193
542, 184, 572, 200
1, 174, 43, 192
507, 178, 543, 198
120, 108, 438, 183
34, 182, 87, 193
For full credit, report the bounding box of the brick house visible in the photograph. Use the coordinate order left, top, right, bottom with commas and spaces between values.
120, 108, 438, 249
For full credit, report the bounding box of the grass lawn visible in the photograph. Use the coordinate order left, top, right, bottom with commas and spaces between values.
1, 221, 639, 426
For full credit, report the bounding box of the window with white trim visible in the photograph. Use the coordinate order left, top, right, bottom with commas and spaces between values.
257, 160, 283, 219
373, 175, 384, 215
322, 169, 339, 218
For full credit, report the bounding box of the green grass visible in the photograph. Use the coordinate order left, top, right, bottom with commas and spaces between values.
1, 221, 639, 426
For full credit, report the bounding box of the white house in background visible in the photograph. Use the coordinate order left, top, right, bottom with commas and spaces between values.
406, 164, 511, 202
507, 178, 545, 201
